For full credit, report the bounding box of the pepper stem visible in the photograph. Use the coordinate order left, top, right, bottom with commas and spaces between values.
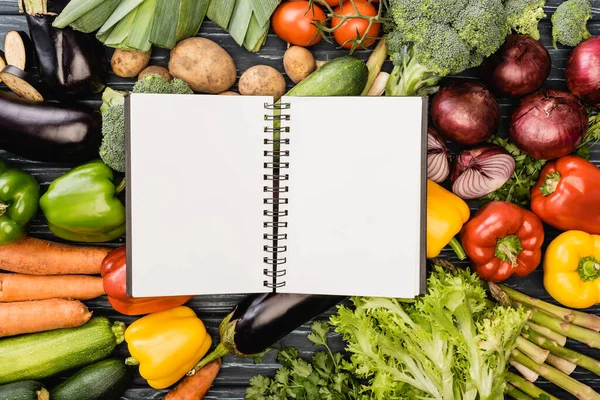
189, 343, 230, 375
540, 172, 561, 196
0, 202, 8, 217
115, 178, 126, 195
578, 256, 600, 282
448, 237, 467, 260
112, 321, 126, 345
495, 235, 523, 267
125, 357, 140, 366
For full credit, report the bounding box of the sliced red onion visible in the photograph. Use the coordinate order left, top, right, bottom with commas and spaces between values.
427, 127, 451, 183
451, 145, 515, 200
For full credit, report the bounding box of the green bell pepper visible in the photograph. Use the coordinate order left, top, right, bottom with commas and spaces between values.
0, 161, 39, 245
40, 160, 126, 243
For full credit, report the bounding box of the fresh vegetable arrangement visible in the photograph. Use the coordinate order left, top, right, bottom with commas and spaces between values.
1, 1, 600, 399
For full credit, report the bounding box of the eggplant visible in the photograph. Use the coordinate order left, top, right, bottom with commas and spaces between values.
0, 65, 44, 101
190, 293, 345, 372
0, 51, 6, 83
23, 1, 108, 100
0, 90, 102, 163
3, 31, 33, 71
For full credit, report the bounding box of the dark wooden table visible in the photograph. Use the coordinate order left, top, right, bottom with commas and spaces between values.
1, 0, 599, 398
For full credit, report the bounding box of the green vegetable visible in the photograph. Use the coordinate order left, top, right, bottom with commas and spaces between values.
99, 75, 193, 172
574, 112, 600, 160
551, 0, 592, 49
51, 359, 132, 400
286, 56, 368, 97
0, 317, 125, 385
480, 136, 547, 207
504, 0, 546, 40
0, 381, 49, 400
39, 160, 126, 243
0, 161, 39, 245
385, 0, 509, 96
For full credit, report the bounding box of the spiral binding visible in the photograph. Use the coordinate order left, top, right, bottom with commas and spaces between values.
264, 102, 290, 290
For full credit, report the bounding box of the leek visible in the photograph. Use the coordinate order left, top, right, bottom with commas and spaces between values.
52, 0, 107, 28
103, 6, 138, 47
176, 0, 210, 42
228, 0, 253, 45
123, 0, 156, 51
149, 0, 181, 49
69, 0, 120, 33
97, 0, 145, 38
206, 0, 236, 30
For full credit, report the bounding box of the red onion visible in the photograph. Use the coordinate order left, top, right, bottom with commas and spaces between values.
427, 127, 450, 183
482, 34, 551, 98
431, 80, 501, 146
510, 89, 588, 160
567, 37, 600, 107
451, 145, 515, 200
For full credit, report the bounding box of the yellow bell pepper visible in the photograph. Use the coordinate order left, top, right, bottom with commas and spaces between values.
427, 179, 470, 259
124, 306, 212, 389
544, 230, 600, 309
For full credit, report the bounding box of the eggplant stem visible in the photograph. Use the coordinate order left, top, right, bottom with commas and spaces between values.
448, 237, 467, 260
189, 343, 230, 375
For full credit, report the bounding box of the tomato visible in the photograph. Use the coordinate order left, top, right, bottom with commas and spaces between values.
272, 2, 326, 47
331, 0, 381, 49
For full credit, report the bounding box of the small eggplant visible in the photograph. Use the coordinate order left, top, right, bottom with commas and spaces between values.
0, 90, 102, 163
3, 31, 33, 71
189, 293, 345, 373
0, 65, 45, 101
23, 1, 108, 100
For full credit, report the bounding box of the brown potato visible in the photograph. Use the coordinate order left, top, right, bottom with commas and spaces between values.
138, 65, 172, 82
168, 37, 237, 94
238, 65, 286, 101
283, 46, 316, 84
219, 91, 240, 95
111, 49, 152, 78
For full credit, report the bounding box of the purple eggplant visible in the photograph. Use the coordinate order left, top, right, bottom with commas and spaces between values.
190, 293, 345, 372
0, 90, 102, 163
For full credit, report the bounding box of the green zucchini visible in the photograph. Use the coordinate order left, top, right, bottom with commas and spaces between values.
51, 359, 132, 400
285, 56, 369, 97
0, 317, 125, 385
0, 381, 49, 400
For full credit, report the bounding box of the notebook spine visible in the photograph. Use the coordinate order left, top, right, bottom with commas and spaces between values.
263, 102, 290, 290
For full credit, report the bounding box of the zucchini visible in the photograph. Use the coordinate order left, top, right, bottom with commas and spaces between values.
51, 359, 132, 400
0, 381, 49, 400
0, 317, 125, 385
285, 56, 368, 97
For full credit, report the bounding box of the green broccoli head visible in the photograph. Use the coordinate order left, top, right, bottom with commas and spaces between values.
504, 0, 547, 40
552, 0, 592, 49
133, 74, 173, 94
171, 78, 194, 94
99, 105, 126, 173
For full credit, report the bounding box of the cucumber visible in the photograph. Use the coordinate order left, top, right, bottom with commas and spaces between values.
0, 381, 49, 400
285, 56, 368, 97
51, 359, 132, 400
0, 317, 125, 385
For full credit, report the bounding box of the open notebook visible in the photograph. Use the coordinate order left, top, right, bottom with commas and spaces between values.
125, 94, 428, 298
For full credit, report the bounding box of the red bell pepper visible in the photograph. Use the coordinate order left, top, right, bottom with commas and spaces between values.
531, 156, 600, 234
100, 246, 194, 315
460, 201, 544, 282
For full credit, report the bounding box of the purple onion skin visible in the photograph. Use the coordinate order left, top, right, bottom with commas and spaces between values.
510, 89, 588, 160
567, 37, 600, 107
482, 34, 551, 98
432, 80, 501, 146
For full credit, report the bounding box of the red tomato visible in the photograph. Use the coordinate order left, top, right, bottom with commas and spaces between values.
331, 0, 381, 49
272, 2, 326, 47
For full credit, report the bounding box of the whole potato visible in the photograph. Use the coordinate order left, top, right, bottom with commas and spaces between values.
283, 46, 316, 84
169, 37, 237, 94
139, 66, 172, 82
239, 65, 286, 101
111, 49, 152, 78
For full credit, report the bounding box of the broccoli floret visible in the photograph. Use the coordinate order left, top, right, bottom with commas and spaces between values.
99, 105, 125, 172
100, 87, 126, 114
504, 0, 546, 40
552, 0, 592, 49
133, 74, 173, 94
386, 0, 509, 96
171, 78, 194, 94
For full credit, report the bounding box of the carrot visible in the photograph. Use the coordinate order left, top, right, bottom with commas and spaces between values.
165, 359, 222, 400
0, 237, 111, 275
0, 299, 92, 337
0, 274, 105, 302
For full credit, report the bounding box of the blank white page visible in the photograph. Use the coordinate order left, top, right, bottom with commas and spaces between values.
126, 94, 269, 297
281, 96, 427, 298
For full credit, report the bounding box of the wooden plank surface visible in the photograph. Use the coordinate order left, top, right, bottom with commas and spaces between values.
0, 0, 600, 398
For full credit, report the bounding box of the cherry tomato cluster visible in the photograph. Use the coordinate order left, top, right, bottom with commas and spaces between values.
271, 0, 381, 49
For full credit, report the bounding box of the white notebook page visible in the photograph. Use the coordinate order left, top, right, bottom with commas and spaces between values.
280, 96, 427, 298
126, 94, 268, 297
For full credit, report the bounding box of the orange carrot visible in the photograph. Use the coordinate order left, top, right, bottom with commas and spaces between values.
0, 274, 105, 302
0, 237, 111, 275
165, 359, 222, 400
0, 299, 92, 337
